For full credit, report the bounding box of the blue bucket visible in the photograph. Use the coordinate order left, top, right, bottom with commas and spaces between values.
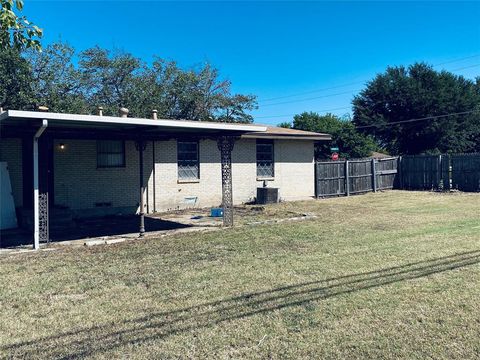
210, 208, 224, 217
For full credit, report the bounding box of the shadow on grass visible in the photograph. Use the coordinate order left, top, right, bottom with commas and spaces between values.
4, 250, 480, 358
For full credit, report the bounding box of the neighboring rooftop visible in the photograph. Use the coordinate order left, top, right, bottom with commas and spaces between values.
242, 125, 331, 141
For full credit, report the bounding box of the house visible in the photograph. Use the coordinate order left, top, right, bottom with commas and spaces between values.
0, 109, 330, 248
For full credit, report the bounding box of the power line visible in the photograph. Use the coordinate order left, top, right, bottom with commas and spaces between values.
355, 110, 479, 129
446, 63, 480, 72
260, 89, 362, 107
255, 63, 479, 119
432, 54, 480, 67
258, 54, 480, 104
260, 81, 365, 103
255, 106, 352, 119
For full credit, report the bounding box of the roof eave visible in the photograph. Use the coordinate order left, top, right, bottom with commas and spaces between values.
1, 110, 267, 133
242, 134, 332, 141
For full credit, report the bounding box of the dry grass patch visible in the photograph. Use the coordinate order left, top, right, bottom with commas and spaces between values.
0, 191, 479, 359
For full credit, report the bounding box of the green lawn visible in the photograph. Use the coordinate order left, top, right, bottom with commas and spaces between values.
1, 191, 479, 359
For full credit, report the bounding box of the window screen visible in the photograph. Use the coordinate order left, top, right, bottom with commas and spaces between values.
256, 140, 274, 178
97, 140, 125, 168
178, 140, 199, 180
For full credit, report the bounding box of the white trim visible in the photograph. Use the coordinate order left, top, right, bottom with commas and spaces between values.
2, 110, 266, 132
242, 134, 331, 141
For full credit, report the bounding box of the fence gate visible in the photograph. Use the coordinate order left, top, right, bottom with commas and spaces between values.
315, 161, 346, 197
348, 159, 373, 194
376, 157, 399, 190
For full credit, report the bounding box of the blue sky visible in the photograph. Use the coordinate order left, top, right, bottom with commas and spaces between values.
25, 1, 480, 125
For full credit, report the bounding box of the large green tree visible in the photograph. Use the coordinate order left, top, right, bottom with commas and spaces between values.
1, 42, 257, 122
26, 42, 88, 113
284, 112, 378, 159
0, 0, 42, 51
352, 63, 480, 154
77, 47, 257, 122
0, 48, 34, 109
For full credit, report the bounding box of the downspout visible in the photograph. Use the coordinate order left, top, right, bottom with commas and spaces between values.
33, 120, 48, 250
152, 140, 156, 213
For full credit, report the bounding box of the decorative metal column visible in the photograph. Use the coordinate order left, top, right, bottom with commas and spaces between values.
39, 193, 49, 243
217, 136, 235, 227
135, 140, 147, 236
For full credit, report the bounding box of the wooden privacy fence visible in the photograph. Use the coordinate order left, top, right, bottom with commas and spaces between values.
400, 153, 480, 192
315, 157, 399, 197
315, 153, 480, 198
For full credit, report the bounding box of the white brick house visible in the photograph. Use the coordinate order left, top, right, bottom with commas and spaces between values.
0, 110, 330, 248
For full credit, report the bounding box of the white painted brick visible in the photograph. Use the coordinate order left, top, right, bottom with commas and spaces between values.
2, 137, 315, 215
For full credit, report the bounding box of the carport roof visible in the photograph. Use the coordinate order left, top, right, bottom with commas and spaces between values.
0, 110, 266, 136
0, 110, 331, 140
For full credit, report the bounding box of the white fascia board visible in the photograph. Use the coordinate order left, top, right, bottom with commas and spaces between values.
3, 110, 267, 132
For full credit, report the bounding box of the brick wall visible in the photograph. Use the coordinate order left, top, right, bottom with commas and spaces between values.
152, 139, 223, 211
2, 137, 315, 216
152, 138, 314, 211
0, 138, 23, 207
53, 139, 153, 217
232, 138, 315, 203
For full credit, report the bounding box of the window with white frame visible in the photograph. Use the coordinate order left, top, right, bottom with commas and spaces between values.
177, 140, 199, 180
256, 139, 274, 178
97, 140, 125, 168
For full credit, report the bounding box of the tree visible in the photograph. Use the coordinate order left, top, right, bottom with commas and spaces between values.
79, 47, 143, 116
277, 121, 291, 128
216, 94, 257, 123
0, 48, 35, 109
77, 49, 257, 122
0, 41, 257, 122
149, 60, 256, 122
291, 112, 378, 159
0, 0, 42, 51
352, 63, 480, 154
26, 42, 88, 113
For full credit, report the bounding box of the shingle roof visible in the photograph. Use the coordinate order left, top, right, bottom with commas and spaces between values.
242, 124, 331, 141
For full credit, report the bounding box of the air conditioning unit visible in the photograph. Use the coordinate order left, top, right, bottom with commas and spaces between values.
256, 187, 279, 204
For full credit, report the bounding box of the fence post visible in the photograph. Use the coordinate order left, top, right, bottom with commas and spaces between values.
398, 156, 403, 189
445, 155, 452, 191
437, 155, 442, 190
345, 160, 350, 196
371, 158, 377, 192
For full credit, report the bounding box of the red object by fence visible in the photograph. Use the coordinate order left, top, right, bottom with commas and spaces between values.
332, 152, 339, 161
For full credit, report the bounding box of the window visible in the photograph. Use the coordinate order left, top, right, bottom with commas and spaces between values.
256, 140, 274, 178
97, 140, 125, 168
178, 140, 199, 180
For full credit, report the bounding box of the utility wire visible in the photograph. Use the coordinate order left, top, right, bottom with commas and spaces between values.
256, 63, 479, 119
447, 63, 480, 72
432, 54, 480, 66
255, 106, 352, 119
260, 81, 365, 103
355, 110, 479, 129
258, 54, 480, 104
260, 89, 362, 107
